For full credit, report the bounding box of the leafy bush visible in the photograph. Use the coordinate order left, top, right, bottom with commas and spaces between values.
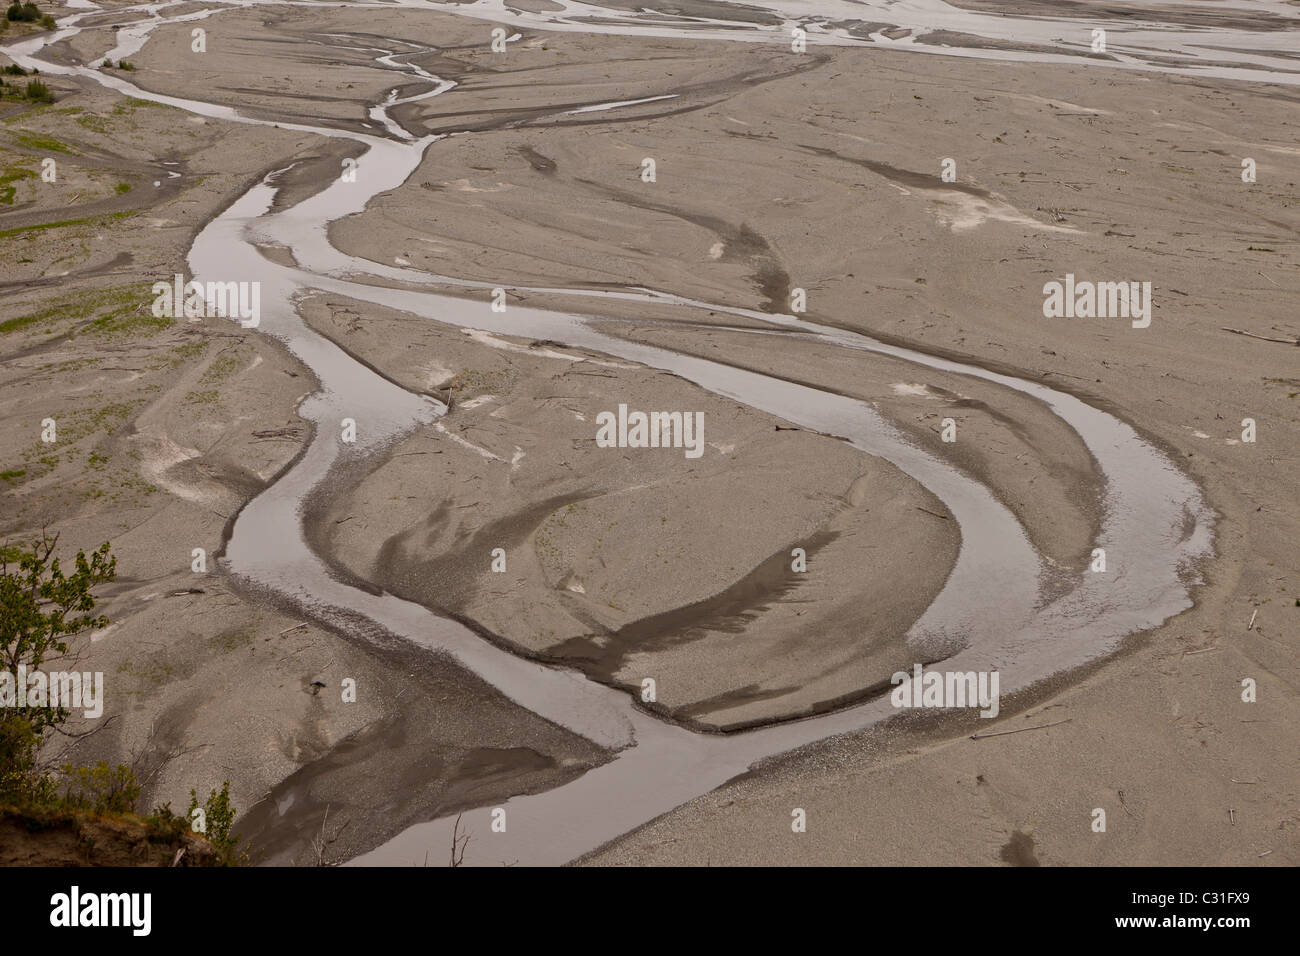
58, 761, 140, 815
188, 781, 243, 864
6, 3, 40, 23
0, 535, 114, 805
143, 802, 190, 842
0, 715, 55, 805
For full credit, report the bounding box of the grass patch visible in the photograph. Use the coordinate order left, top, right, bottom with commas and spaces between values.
108, 97, 172, 119
0, 209, 134, 239
0, 164, 35, 204
209, 627, 255, 652
58, 399, 144, 445
82, 288, 167, 338
0, 77, 53, 104
165, 339, 209, 368
0, 284, 147, 336
84, 311, 170, 337
11, 130, 74, 154
0, 307, 50, 334
198, 350, 243, 385
120, 97, 169, 111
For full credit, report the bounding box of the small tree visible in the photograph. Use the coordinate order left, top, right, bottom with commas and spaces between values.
0, 533, 115, 804
188, 780, 242, 863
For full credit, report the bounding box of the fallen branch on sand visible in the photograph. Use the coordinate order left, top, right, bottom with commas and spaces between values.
970, 718, 1072, 740
1221, 327, 1299, 346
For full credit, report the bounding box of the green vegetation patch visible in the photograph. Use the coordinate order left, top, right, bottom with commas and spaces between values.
11, 130, 74, 154
84, 298, 170, 337
198, 350, 243, 385
0, 164, 34, 204
1, 284, 150, 337
74, 113, 107, 134
0, 209, 135, 239
0, 77, 53, 104
184, 389, 219, 406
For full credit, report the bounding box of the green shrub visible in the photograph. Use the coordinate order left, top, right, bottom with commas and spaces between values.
24, 78, 51, 102
6, 3, 40, 23
188, 780, 243, 864
58, 761, 140, 815
143, 802, 190, 842
0, 536, 115, 805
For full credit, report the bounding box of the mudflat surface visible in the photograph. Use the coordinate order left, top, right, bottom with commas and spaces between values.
1, 0, 1295, 867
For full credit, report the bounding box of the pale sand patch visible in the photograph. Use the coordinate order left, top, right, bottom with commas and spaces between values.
928, 191, 1082, 233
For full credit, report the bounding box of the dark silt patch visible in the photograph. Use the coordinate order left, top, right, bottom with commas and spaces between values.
517, 145, 557, 175
546, 530, 839, 683
236, 707, 595, 866
573, 178, 791, 311
373, 492, 591, 618
676, 682, 804, 720
942, 0, 1294, 32
580, 0, 783, 26
798, 144, 995, 199
1000, 829, 1041, 866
